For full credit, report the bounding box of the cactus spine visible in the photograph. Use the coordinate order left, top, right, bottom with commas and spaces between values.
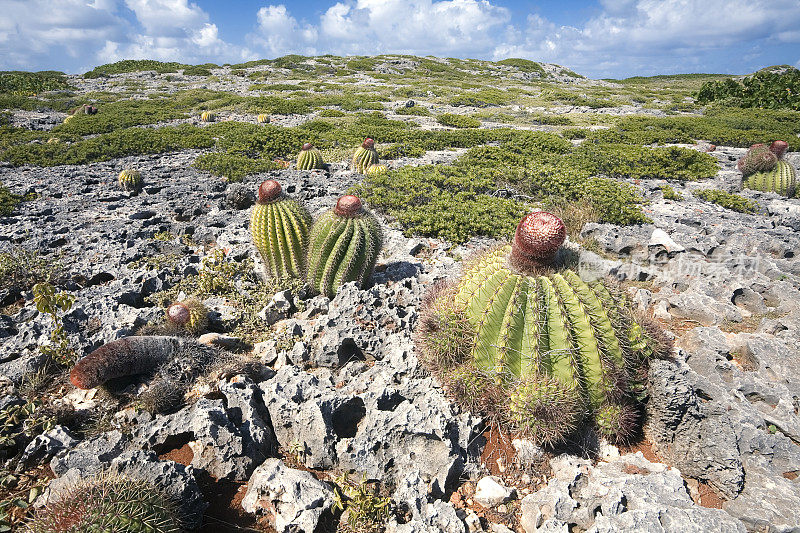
740, 141, 796, 196
418, 212, 668, 444
26, 473, 180, 533
306, 195, 383, 297
352, 138, 379, 173
118, 169, 142, 191
200, 111, 216, 122
257, 114, 270, 124
166, 299, 208, 334
250, 180, 312, 279
366, 164, 388, 177
296, 143, 325, 170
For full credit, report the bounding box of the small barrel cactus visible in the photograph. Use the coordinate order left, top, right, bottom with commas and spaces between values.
306, 195, 383, 297
250, 180, 312, 279
62, 115, 74, 124
200, 111, 216, 122
26, 473, 180, 532
297, 143, 325, 170
257, 114, 270, 124
739, 140, 796, 196
166, 299, 208, 334
366, 164, 388, 177
417, 212, 669, 444
118, 169, 142, 191
352, 138, 379, 173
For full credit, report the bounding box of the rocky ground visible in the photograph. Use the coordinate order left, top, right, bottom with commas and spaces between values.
0, 64, 799, 533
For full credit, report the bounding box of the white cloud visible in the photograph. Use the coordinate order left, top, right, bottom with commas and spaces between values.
248, 5, 318, 57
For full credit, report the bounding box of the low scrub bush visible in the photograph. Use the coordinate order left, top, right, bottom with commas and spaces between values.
437, 113, 481, 128
573, 143, 719, 181
696, 67, 800, 110
694, 189, 758, 213
395, 105, 430, 116
0, 71, 70, 95
193, 153, 283, 181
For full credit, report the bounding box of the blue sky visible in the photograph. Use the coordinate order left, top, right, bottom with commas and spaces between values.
1, 0, 798, 79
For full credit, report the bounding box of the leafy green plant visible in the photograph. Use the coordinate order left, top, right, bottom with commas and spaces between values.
0, 183, 23, 216
694, 188, 758, 213
394, 105, 430, 116
332, 473, 391, 533
573, 143, 719, 181
0, 400, 56, 453
0, 249, 61, 293
0, 471, 43, 532
32, 282, 75, 366
436, 113, 481, 128
0, 71, 70, 95
696, 67, 800, 110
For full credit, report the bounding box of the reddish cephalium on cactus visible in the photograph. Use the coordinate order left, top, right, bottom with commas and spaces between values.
416, 211, 671, 445
509, 211, 566, 272
166, 299, 208, 334
352, 138, 379, 173
297, 143, 325, 170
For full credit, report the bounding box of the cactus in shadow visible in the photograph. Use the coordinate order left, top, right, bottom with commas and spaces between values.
417, 211, 670, 444
200, 111, 216, 122
297, 143, 325, 170
306, 195, 383, 297
118, 169, 142, 191
740, 140, 796, 196
26, 473, 180, 533
352, 138, 379, 173
257, 113, 270, 124
165, 299, 208, 334
250, 180, 312, 279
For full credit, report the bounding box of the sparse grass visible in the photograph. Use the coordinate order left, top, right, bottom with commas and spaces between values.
660, 184, 684, 201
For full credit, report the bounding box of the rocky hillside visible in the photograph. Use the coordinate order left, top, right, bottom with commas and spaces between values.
0, 56, 798, 532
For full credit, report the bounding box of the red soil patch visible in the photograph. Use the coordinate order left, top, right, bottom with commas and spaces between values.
694, 480, 725, 509
479, 425, 517, 477
620, 438, 660, 464
783, 470, 799, 481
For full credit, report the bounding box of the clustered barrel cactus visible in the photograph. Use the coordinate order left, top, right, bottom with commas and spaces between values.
417, 211, 669, 444
166, 299, 208, 334
352, 138, 379, 173
296, 143, 325, 170
366, 164, 388, 177
307, 195, 383, 298
26, 473, 180, 532
248, 181, 383, 297
738, 140, 796, 197
250, 180, 312, 279
200, 111, 216, 122
117, 169, 142, 191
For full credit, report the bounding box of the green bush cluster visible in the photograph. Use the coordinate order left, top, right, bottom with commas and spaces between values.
449, 89, 510, 107
378, 143, 426, 159
0, 71, 70, 95
496, 58, 547, 76
436, 113, 481, 128
696, 67, 800, 110
694, 188, 758, 213
661, 184, 684, 201
83, 60, 218, 78
193, 153, 283, 181
54, 99, 187, 135
573, 143, 719, 181
0, 182, 23, 216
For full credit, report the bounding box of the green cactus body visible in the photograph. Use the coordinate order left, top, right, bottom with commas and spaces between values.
26, 474, 180, 533
743, 160, 796, 196
366, 164, 388, 177
450, 245, 644, 439
250, 180, 312, 279
200, 111, 216, 122
118, 169, 142, 191
166, 299, 208, 334
352, 138, 379, 173
306, 196, 383, 297
257, 114, 270, 124
297, 143, 325, 170
419, 211, 669, 443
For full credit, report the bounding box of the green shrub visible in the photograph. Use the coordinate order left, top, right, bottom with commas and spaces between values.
528, 113, 573, 126
694, 188, 758, 213
83, 60, 217, 78
395, 105, 431, 116
379, 143, 426, 159
696, 67, 800, 110
182, 65, 214, 76
0, 71, 70, 95
561, 128, 589, 139
661, 184, 684, 200
573, 143, 719, 181
496, 58, 547, 76
437, 113, 481, 128
193, 152, 283, 181
54, 98, 187, 135
449, 89, 510, 107
0, 182, 23, 216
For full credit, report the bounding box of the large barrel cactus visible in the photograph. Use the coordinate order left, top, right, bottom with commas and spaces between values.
250, 180, 312, 279
352, 138, 379, 173
306, 195, 383, 297
200, 111, 216, 122
739, 140, 796, 197
26, 473, 180, 532
418, 212, 669, 444
297, 143, 325, 170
